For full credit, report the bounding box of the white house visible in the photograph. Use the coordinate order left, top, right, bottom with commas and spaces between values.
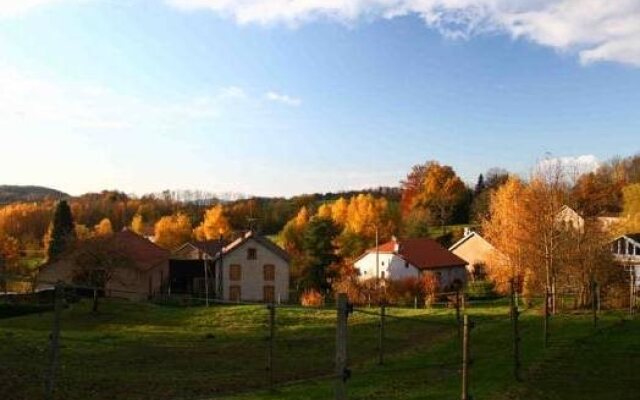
354, 237, 468, 290
214, 231, 290, 303
610, 234, 640, 287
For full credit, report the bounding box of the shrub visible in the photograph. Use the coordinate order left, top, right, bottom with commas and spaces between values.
466, 280, 497, 300
300, 289, 324, 306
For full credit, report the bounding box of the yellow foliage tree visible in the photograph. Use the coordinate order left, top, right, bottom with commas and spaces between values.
621, 183, 640, 232
193, 204, 231, 241
130, 214, 145, 235
154, 213, 193, 250
94, 218, 113, 236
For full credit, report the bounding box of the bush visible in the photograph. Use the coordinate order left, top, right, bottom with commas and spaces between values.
465, 280, 498, 300
300, 289, 324, 306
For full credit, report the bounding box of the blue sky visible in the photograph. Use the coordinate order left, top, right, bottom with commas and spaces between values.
1, 0, 640, 197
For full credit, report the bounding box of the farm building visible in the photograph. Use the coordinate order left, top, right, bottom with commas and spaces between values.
354, 237, 468, 290
169, 231, 290, 303
37, 229, 170, 301
449, 228, 498, 281
610, 234, 640, 287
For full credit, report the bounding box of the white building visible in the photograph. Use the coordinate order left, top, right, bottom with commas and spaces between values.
611, 234, 640, 287
354, 237, 468, 290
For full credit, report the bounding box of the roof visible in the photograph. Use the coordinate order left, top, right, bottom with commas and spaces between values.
449, 230, 495, 252
618, 234, 640, 244
359, 237, 467, 270
191, 239, 227, 257
108, 229, 170, 270
399, 238, 468, 270
220, 231, 290, 263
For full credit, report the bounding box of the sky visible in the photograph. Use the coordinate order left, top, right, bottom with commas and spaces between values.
1, 0, 640, 198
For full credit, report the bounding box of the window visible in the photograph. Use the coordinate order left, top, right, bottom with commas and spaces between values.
247, 248, 257, 260
263, 285, 275, 303
636, 246, 640, 256
229, 264, 242, 281
405, 261, 409, 269
229, 285, 241, 301
381, 261, 385, 266
629, 243, 634, 255
263, 264, 275, 281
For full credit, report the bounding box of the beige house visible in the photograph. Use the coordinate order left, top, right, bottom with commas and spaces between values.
449, 228, 497, 280
214, 231, 290, 303
38, 229, 170, 301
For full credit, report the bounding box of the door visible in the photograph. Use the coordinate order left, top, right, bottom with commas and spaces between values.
229, 285, 241, 302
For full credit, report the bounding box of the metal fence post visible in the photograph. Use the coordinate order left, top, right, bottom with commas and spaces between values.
45, 282, 63, 400
335, 293, 351, 400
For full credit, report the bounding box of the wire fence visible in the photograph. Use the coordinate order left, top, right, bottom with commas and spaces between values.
0, 276, 639, 400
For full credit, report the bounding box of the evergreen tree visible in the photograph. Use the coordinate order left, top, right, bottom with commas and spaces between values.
475, 173, 486, 195
302, 217, 340, 293
46, 200, 75, 260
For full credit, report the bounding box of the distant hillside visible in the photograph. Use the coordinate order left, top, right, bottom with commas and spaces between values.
0, 185, 69, 204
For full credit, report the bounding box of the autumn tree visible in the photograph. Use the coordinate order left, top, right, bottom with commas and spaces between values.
46, 200, 76, 261
94, 218, 113, 236
279, 207, 310, 282
154, 212, 192, 250
405, 161, 470, 230
621, 183, 640, 232
193, 204, 232, 240
0, 234, 20, 293
130, 214, 145, 235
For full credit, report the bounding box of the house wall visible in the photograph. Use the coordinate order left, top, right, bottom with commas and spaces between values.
423, 266, 467, 290
451, 234, 494, 277
172, 245, 211, 260
217, 238, 290, 303
355, 253, 420, 281
37, 257, 169, 301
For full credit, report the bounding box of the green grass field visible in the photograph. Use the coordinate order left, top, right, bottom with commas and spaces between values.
0, 299, 638, 400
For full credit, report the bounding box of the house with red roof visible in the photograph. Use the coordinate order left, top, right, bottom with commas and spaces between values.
354, 237, 468, 290
37, 229, 170, 301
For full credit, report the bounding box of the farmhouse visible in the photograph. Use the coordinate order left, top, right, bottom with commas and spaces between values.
449, 228, 497, 281
168, 231, 291, 303
354, 237, 468, 290
37, 229, 170, 301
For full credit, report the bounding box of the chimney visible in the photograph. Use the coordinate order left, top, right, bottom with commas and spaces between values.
464, 227, 472, 237
392, 236, 400, 253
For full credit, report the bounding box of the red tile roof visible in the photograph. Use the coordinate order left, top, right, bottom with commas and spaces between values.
113, 229, 169, 270
365, 237, 467, 270
398, 238, 467, 270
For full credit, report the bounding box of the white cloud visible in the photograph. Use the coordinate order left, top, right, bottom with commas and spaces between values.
0, 65, 249, 133
265, 91, 302, 106
166, 0, 640, 67
0, 0, 77, 18
536, 154, 601, 180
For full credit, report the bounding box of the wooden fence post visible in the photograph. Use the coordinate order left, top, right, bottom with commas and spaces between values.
378, 304, 385, 365
335, 293, 350, 400
44, 282, 63, 400
461, 315, 471, 400
591, 280, 598, 329
267, 303, 275, 390
511, 280, 521, 381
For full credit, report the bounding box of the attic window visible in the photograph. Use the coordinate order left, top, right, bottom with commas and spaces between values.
636, 246, 640, 256
247, 248, 257, 260
405, 261, 409, 268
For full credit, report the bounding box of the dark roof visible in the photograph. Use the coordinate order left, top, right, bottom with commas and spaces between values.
626, 234, 640, 244
191, 239, 227, 257
222, 231, 290, 262
398, 238, 467, 270
112, 229, 170, 270
364, 241, 396, 254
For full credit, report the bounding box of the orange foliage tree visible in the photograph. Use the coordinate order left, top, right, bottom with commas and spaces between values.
154, 212, 193, 250
193, 204, 231, 241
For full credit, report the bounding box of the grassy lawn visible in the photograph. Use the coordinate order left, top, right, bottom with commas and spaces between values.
0, 299, 638, 400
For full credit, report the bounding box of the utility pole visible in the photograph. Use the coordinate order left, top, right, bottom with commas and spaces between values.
375, 225, 380, 301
